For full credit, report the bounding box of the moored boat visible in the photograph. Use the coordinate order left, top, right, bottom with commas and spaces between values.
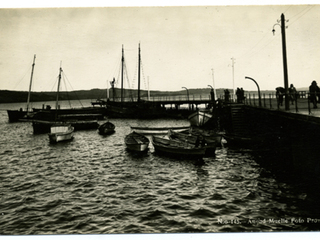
7, 55, 37, 122
180, 127, 223, 147
48, 124, 74, 143
188, 111, 212, 127
130, 125, 190, 135
105, 44, 166, 119
168, 129, 217, 155
124, 131, 150, 152
29, 64, 100, 134
98, 121, 115, 135
151, 135, 206, 158
32, 119, 99, 134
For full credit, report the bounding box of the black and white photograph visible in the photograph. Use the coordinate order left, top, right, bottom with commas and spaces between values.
0, 1, 320, 239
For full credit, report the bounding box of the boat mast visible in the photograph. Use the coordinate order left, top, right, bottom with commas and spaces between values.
26, 54, 36, 113
56, 64, 62, 111
121, 45, 124, 103
137, 43, 141, 102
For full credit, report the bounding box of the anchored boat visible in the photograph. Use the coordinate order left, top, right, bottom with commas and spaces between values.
125, 131, 150, 152
188, 111, 212, 127
130, 125, 190, 135
151, 135, 206, 159
98, 121, 115, 135
48, 65, 74, 143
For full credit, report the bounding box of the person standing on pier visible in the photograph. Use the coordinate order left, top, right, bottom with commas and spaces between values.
240, 88, 245, 103
236, 88, 241, 103
289, 84, 297, 105
224, 89, 230, 102
276, 87, 285, 107
309, 80, 319, 109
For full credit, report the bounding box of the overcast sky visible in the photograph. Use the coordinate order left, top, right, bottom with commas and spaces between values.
0, 1, 319, 93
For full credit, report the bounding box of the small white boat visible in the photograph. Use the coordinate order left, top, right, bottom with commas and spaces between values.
48, 124, 74, 143
125, 131, 150, 152
188, 111, 212, 127
130, 125, 190, 135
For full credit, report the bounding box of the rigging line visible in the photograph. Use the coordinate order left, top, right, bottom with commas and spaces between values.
131, 55, 138, 89
123, 61, 134, 101
114, 57, 121, 88
12, 63, 33, 90
140, 56, 147, 90
62, 71, 84, 107
141, 62, 147, 90
61, 74, 72, 108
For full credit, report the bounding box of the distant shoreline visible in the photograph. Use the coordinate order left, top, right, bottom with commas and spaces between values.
0, 87, 308, 104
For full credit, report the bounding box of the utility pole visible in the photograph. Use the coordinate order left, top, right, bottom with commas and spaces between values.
231, 57, 236, 97
211, 68, 217, 101
121, 45, 124, 103
273, 13, 289, 110
281, 13, 289, 111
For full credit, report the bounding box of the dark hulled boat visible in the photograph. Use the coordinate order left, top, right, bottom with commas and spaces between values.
105, 44, 166, 119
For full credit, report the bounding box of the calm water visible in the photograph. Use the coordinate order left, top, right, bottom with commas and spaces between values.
1, 100, 320, 235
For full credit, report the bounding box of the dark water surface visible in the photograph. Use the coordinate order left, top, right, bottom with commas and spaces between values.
1, 101, 320, 236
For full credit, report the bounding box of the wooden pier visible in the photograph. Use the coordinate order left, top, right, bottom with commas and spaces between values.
222, 98, 320, 184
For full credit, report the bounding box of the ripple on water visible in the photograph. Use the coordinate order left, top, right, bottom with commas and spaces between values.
0, 114, 319, 234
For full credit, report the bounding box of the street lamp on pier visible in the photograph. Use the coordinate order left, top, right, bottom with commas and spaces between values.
182, 87, 190, 110
245, 76, 262, 107
208, 85, 216, 109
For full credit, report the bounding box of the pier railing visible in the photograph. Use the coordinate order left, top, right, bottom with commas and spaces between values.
242, 92, 317, 115
102, 91, 318, 115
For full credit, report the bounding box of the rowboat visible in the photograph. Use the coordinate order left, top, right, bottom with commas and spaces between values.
168, 129, 217, 155
151, 135, 206, 158
130, 125, 190, 135
98, 121, 115, 135
125, 131, 150, 152
180, 128, 223, 147
48, 124, 74, 143
188, 111, 212, 127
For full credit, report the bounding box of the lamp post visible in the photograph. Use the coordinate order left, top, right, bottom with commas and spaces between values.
245, 76, 261, 107
208, 84, 214, 100
208, 84, 216, 109
182, 87, 190, 110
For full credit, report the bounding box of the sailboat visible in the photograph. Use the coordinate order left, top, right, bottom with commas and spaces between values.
32, 64, 99, 134
105, 44, 166, 118
48, 65, 74, 143
7, 55, 39, 122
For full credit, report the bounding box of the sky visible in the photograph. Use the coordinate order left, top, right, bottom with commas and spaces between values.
0, 1, 320, 93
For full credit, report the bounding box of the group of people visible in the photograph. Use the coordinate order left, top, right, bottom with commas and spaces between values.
276, 84, 299, 107
223, 88, 245, 103
276, 81, 320, 109
235, 87, 245, 103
